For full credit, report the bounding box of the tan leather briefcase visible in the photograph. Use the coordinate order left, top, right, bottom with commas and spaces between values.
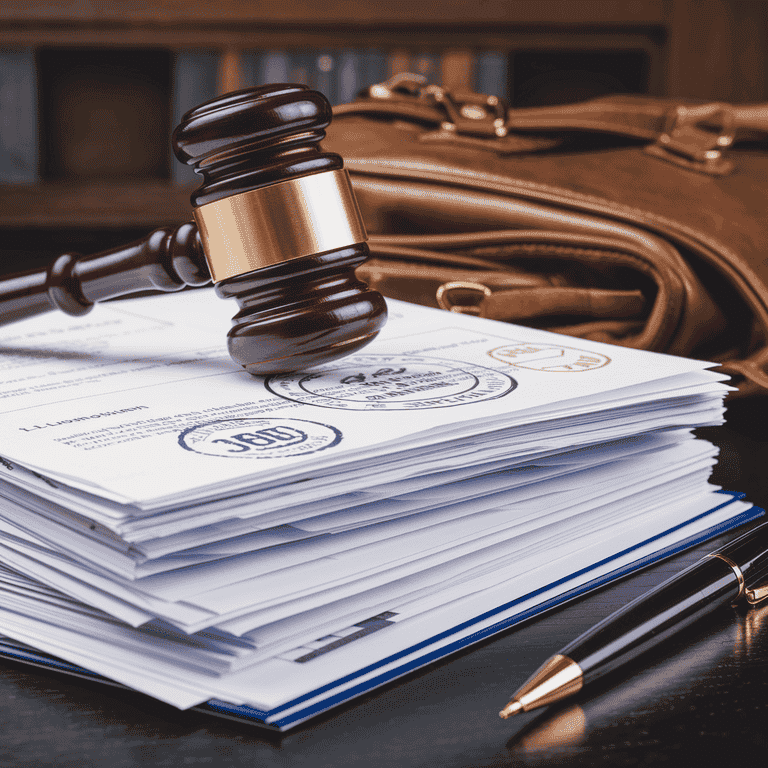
324, 74, 768, 397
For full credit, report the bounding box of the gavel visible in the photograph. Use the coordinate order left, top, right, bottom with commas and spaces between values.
0, 84, 388, 374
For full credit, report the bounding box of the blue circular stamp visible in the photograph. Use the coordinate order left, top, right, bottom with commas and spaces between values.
178, 417, 342, 458
266, 354, 516, 410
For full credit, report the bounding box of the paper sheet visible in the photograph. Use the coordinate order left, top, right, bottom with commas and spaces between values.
0, 291, 727, 508
0, 288, 751, 722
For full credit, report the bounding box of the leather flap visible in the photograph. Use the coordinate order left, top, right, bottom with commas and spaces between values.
326, 83, 768, 395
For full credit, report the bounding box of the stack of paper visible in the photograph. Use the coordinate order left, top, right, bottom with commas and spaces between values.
0, 289, 759, 729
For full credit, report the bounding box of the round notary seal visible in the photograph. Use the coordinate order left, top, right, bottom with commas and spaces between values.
488, 341, 610, 372
266, 354, 517, 411
178, 417, 342, 458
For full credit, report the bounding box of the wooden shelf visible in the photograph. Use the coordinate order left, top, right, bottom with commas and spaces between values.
0, 1, 668, 27
0, 183, 194, 229
0, 0, 764, 259
0, 26, 666, 52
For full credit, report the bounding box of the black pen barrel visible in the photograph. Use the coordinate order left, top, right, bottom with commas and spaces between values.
718, 520, 768, 573
562, 556, 739, 684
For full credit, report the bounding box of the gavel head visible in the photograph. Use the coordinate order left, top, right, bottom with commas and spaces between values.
172, 83, 387, 375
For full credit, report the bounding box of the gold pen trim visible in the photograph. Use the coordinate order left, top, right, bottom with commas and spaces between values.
194, 169, 367, 283
499, 654, 583, 719
708, 553, 746, 601
707, 553, 768, 605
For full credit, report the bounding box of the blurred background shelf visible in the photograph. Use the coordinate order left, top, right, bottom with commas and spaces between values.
1, 0, 766, 271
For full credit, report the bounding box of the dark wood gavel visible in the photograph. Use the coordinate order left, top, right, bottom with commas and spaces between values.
0, 84, 387, 374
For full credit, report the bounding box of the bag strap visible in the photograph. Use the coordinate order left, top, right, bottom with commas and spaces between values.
335, 74, 768, 175
509, 99, 768, 139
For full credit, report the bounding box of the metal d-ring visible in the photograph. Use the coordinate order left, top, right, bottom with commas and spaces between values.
436, 281, 492, 316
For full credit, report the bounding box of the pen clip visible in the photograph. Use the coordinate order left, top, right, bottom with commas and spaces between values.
745, 559, 768, 606
746, 581, 768, 605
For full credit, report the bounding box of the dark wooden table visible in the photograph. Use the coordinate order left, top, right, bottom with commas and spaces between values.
0, 398, 766, 767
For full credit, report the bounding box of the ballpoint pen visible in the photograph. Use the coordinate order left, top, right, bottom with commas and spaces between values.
499, 520, 768, 719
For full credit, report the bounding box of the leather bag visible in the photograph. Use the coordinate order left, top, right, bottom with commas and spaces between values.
323, 74, 768, 397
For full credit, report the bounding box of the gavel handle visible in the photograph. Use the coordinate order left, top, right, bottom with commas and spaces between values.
0, 223, 211, 328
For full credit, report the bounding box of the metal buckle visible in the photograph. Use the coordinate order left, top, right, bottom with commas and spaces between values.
645, 103, 736, 175
424, 84, 509, 138
366, 73, 509, 139
367, 72, 429, 100
436, 281, 492, 316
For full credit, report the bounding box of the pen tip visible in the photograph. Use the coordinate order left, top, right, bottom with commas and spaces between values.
499, 699, 523, 719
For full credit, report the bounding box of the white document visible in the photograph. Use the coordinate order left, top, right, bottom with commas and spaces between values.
0, 288, 754, 725
0, 290, 727, 509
